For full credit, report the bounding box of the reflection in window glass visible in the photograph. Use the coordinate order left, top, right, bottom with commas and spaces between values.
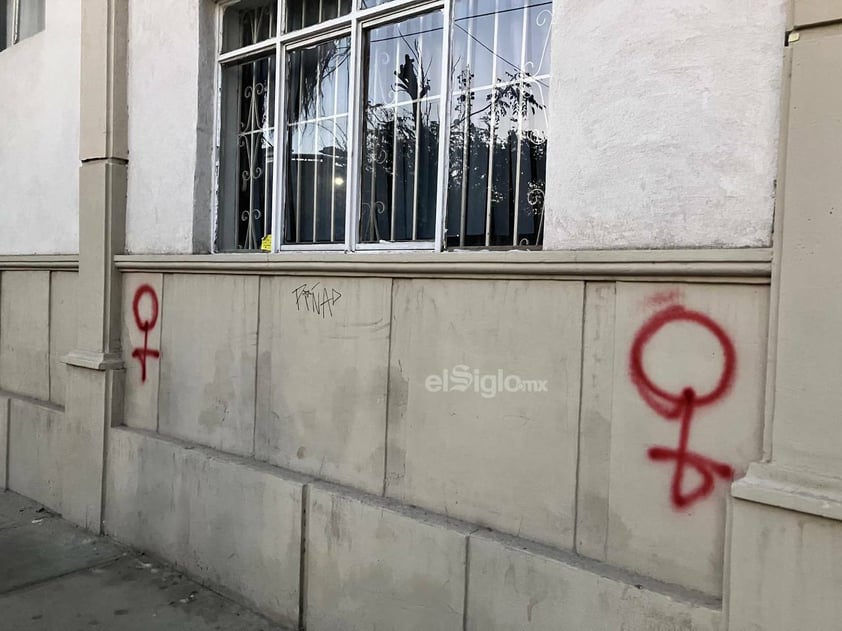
218, 55, 276, 251
1, 0, 45, 50
286, 0, 352, 32
446, 0, 552, 248
284, 38, 352, 244
222, 0, 276, 53
18, 0, 44, 41
359, 11, 443, 243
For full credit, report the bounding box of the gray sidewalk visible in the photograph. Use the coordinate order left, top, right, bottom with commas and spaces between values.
0, 491, 284, 630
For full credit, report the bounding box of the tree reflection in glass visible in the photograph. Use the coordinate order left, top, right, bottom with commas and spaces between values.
284, 37, 352, 244
446, 0, 552, 248
359, 11, 444, 243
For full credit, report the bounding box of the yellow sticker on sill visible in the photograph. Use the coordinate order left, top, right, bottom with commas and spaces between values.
260, 234, 272, 252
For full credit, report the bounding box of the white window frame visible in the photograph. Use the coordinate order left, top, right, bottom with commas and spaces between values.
212, 0, 550, 253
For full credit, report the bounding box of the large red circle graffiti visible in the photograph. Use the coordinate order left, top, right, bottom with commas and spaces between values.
132, 284, 159, 333
629, 304, 736, 510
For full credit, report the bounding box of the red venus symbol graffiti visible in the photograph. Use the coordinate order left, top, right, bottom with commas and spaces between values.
131, 284, 160, 383
629, 305, 736, 510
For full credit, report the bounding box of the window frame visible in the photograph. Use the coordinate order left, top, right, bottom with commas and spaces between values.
213, 0, 554, 254
1, 0, 45, 51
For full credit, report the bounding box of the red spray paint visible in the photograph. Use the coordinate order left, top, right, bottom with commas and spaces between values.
131, 284, 160, 383
629, 305, 735, 509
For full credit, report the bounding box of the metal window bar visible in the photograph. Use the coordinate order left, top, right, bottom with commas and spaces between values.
512, 0, 529, 247
389, 25, 400, 241
411, 15, 425, 240
234, 56, 275, 251
483, 0, 501, 248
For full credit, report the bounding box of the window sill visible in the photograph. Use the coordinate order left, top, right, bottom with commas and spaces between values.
114, 248, 772, 282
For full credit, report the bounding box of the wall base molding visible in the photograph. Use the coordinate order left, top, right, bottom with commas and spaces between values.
732, 462, 842, 521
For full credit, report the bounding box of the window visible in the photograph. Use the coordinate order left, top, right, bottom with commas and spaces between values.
0, 0, 45, 52
215, 0, 551, 252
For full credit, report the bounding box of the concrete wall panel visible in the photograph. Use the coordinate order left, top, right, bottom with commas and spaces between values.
7, 400, 63, 512
793, 0, 842, 26
576, 282, 616, 561
121, 274, 163, 431
386, 279, 584, 549
305, 483, 470, 631
49, 272, 79, 406
606, 283, 768, 596
105, 428, 305, 626
158, 274, 259, 456
256, 276, 391, 494
467, 530, 721, 631
728, 500, 842, 631
0, 272, 50, 400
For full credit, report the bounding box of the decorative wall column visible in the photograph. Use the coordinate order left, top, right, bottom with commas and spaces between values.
728, 2, 842, 629
60, 0, 128, 531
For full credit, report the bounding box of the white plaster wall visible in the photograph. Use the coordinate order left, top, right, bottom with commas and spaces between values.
126, 0, 215, 254
0, 0, 80, 255
543, 0, 787, 250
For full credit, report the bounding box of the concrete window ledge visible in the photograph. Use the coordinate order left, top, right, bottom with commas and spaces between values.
114, 248, 772, 283
731, 462, 842, 521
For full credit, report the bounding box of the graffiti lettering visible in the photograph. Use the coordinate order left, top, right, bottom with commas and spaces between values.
291, 283, 342, 318
630, 305, 735, 509
131, 284, 160, 383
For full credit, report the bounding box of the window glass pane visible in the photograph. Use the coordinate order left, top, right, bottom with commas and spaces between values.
0, 1, 9, 51
446, 0, 552, 248
218, 55, 276, 251
284, 37, 352, 245
18, 0, 44, 41
359, 11, 443, 244
222, 0, 276, 53
286, 0, 351, 32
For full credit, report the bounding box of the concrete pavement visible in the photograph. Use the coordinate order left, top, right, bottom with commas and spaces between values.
0, 491, 285, 630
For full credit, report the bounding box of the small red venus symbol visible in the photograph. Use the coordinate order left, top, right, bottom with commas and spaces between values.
131, 284, 160, 384
629, 305, 736, 509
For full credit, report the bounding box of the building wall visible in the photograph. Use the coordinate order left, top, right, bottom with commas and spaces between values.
103, 264, 770, 627
543, 0, 786, 249
12, 1, 842, 630
0, 268, 79, 512
125, 0, 215, 254
0, 0, 81, 255
123, 0, 786, 254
